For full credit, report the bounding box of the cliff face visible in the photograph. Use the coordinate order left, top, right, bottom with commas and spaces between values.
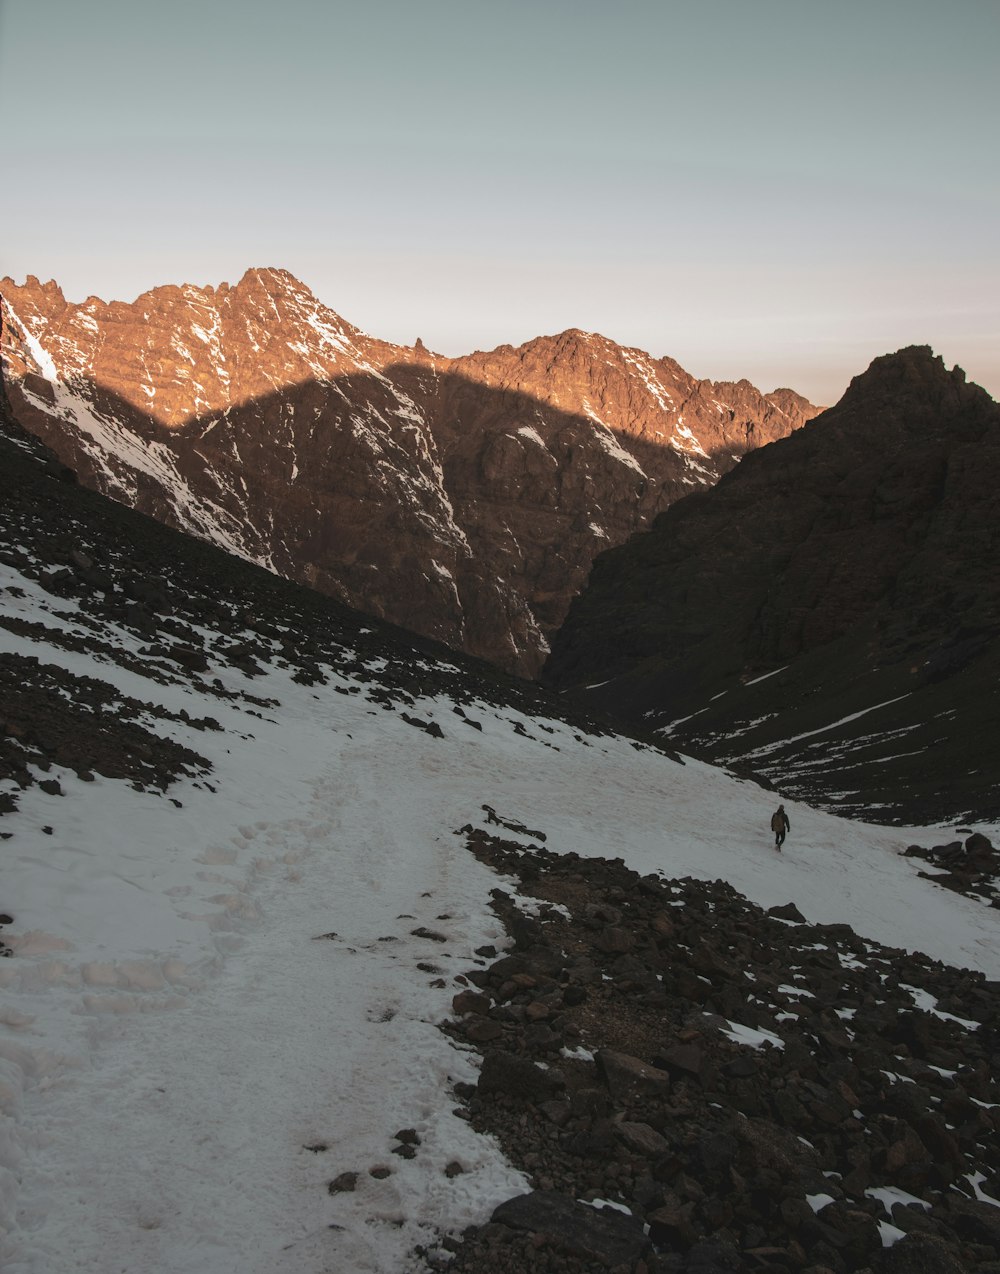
544, 348, 1000, 823
0, 268, 816, 676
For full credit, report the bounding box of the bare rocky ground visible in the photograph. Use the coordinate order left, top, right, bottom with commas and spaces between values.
410, 822, 1000, 1274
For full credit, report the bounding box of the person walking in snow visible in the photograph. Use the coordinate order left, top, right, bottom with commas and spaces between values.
770, 804, 790, 850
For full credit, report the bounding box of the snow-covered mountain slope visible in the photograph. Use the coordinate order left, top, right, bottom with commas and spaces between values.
0, 270, 818, 676
1, 413, 998, 1273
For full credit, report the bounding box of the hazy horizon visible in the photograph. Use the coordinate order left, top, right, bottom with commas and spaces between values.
1, 0, 997, 406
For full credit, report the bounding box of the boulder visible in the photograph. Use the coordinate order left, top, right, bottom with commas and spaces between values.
477, 1052, 559, 1102
615, 1121, 669, 1157
768, 902, 806, 923
491, 1190, 649, 1266
596, 1049, 671, 1104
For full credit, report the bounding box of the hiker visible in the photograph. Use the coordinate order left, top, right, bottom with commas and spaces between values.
770, 804, 790, 850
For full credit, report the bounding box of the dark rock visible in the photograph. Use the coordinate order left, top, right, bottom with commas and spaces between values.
523, 1023, 563, 1052
596, 1049, 672, 1103
912, 1112, 963, 1165
570, 1088, 613, 1119
945, 1195, 1000, 1247
462, 1019, 503, 1043
646, 1198, 697, 1249
812, 1200, 882, 1266
400, 713, 444, 738
564, 1123, 617, 1159
615, 1121, 669, 1157
695, 1131, 738, 1177
491, 1190, 649, 1266
583, 902, 623, 926
880, 1231, 970, 1273
683, 1238, 745, 1271
731, 1112, 823, 1183
537, 1100, 571, 1126
477, 1052, 560, 1101
724, 1056, 758, 1079
593, 926, 636, 954
768, 902, 806, 923
654, 1042, 705, 1078
452, 989, 492, 1016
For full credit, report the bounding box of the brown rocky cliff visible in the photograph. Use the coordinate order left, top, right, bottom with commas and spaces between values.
1, 268, 818, 676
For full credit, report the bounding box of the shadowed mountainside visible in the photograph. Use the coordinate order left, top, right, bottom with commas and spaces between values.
0, 268, 817, 675
544, 347, 1000, 824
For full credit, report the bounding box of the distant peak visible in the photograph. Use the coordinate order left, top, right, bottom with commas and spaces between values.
235, 266, 309, 293
228, 268, 361, 329
1, 275, 67, 304
845, 346, 955, 395
830, 345, 996, 424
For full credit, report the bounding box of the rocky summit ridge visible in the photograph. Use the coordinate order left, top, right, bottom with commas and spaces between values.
545, 347, 1000, 825
0, 268, 817, 676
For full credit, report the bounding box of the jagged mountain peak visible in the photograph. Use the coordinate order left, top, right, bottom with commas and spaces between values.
13, 274, 68, 303
767, 385, 820, 415
227, 266, 367, 331
234, 263, 305, 290
834, 344, 993, 419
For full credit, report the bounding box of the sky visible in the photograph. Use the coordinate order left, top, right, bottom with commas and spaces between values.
0, 0, 997, 404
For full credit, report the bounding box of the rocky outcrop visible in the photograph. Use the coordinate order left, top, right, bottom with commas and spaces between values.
902, 832, 1000, 907
544, 348, 1000, 824
435, 827, 1000, 1274
0, 269, 817, 675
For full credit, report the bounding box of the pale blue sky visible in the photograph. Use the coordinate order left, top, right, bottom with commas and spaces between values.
1, 0, 997, 403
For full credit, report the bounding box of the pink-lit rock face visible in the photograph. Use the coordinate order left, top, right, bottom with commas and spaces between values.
1, 267, 817, 675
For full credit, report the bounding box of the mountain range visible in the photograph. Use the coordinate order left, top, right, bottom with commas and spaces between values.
0, 268, 817, 676
3, 271, 997, 825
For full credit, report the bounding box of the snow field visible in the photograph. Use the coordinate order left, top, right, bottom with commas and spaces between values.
0, 558, 997, 1271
